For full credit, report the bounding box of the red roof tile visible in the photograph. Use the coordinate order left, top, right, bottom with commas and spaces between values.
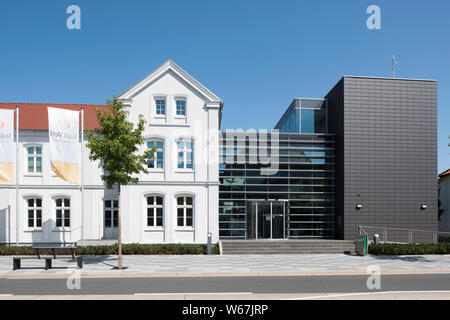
0, 103, 107, 130
440, 169, 450, 178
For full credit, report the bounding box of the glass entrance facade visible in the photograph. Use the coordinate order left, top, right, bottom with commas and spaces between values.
246, 200, 287, 239
219, 131, 335, 239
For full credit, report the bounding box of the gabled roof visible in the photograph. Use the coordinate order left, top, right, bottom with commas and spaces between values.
0, 103, 107, 130
117, 59, 223, 104
440, 169, 450, 178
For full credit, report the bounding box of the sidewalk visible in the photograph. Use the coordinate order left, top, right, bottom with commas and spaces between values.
3, 291, 450, 300
1, 254, 450, 279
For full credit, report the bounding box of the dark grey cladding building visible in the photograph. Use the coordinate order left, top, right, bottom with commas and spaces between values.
326, 76, 437, 240
219, 76, 437, 241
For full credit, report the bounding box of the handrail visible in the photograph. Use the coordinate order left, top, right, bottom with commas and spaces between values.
359, 225, 450, 236
358, 225, 450, 244
358, 225, 368, 236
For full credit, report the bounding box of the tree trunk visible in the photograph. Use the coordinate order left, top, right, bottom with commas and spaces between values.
117, 183, 122, 269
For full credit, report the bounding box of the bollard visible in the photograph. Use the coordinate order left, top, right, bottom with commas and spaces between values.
207, 232, 212, 255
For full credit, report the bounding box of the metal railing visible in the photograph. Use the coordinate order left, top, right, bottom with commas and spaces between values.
358, 225, 450, 244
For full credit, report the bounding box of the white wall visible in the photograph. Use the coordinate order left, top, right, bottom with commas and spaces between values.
120, 68, 220, 244
0, 64, 221, 245
439, 176, 450, 233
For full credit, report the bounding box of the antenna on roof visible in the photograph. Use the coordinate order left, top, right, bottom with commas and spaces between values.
392, 55, 398, 78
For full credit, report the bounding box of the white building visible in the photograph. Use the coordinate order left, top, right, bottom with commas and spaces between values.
0, 60, 223, 245
439, 169, 450, 233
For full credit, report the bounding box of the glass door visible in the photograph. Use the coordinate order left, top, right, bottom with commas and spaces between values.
103, 199, 118, 239
271, 202, 285, 239
246, 200, 287, 239
257, 202, 272, 239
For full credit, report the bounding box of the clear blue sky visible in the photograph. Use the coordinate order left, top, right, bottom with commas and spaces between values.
0, 0, 449, 173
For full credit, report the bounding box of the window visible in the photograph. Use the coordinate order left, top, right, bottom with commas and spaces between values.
55, 198, 70, 227
176, 100, 186, 116
27, 198, 42, 228
104, 200, 118, 228
155, 99, 166, 115
176, 196, 193, 227
27, 146, 42, 173
147, 141, 164, 169
147, 196, 163, 227
177, 140, 193, 169
301, 109, 326, 134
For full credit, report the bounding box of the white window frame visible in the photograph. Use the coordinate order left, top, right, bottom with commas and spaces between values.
176, 139, 194, 170
174, 97, 187, 118
55, 197, 71, 228
25, 197, 42, 230
153, 96, 167, 118
176, 195, 194, 228
147, 140, 164, 170
104, 199, 118, 229
25, 145, 43, 176
146, 195, 164, 228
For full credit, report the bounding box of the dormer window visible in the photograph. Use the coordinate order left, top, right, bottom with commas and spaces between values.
175, 100, 186, 116
155, 99, 166, 116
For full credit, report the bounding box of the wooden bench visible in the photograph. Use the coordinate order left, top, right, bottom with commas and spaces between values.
12, 246, 83, 270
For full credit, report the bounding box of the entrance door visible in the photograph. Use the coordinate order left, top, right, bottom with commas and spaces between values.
104, 199, 118, 239
257, 202, 272, 239
246, 201, 286, 239
271, 202, 285, 239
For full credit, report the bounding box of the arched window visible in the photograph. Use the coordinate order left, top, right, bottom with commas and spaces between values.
55, 197, 70, 227
26, 198, 42, 228
146, 195, 163, 227
177, 140, 193, 169
147, 140, 164, 169
176, 195, 193, 227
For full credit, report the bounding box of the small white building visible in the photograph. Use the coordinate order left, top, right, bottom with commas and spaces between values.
0, 60, 223, 245
438, 169, 450, 233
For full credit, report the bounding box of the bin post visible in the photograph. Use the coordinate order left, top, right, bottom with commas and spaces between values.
207, 232, 212, 255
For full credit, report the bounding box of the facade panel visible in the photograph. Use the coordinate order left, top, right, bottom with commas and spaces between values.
326, 77, 438, 240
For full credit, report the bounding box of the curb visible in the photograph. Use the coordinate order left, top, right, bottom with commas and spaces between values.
2, 268, 450, 280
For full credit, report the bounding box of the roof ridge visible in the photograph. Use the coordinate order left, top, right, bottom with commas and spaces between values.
0, 102, 106, 106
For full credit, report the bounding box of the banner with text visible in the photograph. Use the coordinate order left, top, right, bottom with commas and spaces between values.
48, 107, 80, 184
0, 109, 15, 184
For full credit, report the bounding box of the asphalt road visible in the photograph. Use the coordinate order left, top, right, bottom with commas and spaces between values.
1, 274, 450, 296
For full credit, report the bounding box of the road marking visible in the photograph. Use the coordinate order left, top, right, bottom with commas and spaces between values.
286, 290, 450, 300
134, 292, 253, 296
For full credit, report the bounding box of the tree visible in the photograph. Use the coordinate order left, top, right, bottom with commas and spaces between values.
438, 186, 444, 221
85, 97, 155, 269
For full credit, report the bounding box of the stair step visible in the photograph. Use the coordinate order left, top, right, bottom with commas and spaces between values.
221, 240, 356, 255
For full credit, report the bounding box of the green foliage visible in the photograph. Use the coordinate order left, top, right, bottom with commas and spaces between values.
369, 243, 450, 255
85, 97, 155, 189
0, 246, 35, 255
0, 244, 220, 256
438, 186, 444, 221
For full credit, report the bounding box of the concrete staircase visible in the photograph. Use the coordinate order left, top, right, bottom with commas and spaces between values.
220, 239, 356, 254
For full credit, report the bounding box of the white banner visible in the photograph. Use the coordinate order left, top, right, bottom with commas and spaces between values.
0, 109, 15, 184
48, 107, 80, 184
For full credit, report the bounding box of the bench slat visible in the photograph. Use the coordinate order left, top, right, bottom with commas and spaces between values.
13, 255, 81, 259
